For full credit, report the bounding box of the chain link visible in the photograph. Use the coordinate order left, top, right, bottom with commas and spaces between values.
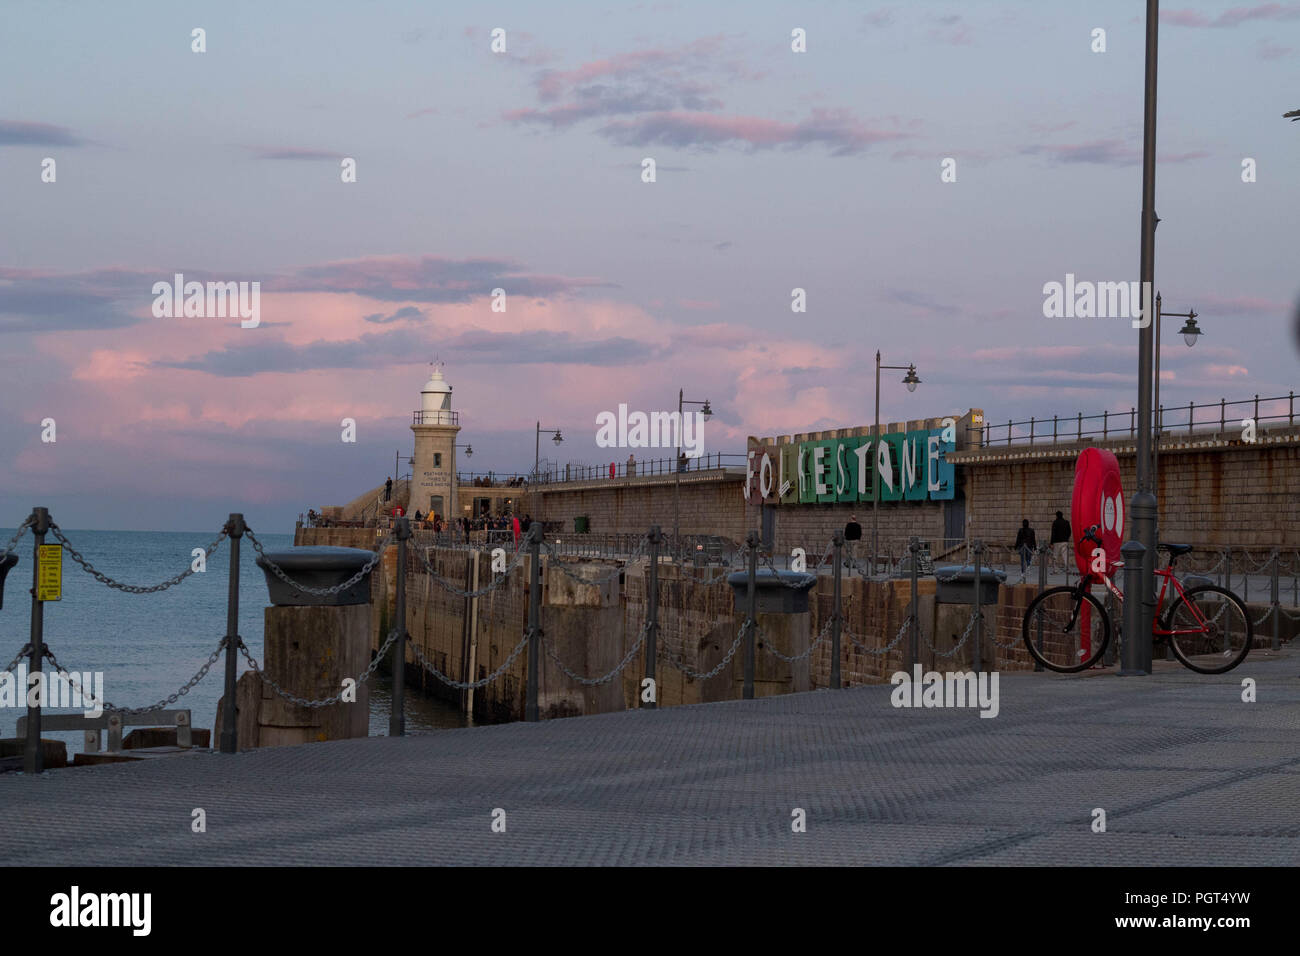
49, 523, 227, 594
1, 517, 34, 557
662, 623, 747, 681
844, 615, 911, 656
543, 620, 649, 686
756, 616, 831, 663
247, 528, 390, 596
3, 644, 32, 673
922, 607, 983, 659
417, 541, 527, 597
239, 630, 397, 707
543, 536, 647, 587
41, 636, 227, 715
409, 629, 531, 690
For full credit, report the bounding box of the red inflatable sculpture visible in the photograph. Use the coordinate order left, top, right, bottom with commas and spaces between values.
1069, 447, 1125, 660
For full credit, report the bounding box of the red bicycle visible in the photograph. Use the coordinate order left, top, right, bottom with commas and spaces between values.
1021, 525, 1253, 674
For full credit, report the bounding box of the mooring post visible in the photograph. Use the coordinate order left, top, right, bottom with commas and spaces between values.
1119, 540, 1148, 675
972, 539, 984, 675
908, 537, 920, 671
1270, 551, 1280, 651
644, 525, 661, 709
743, 529, 759, 700
24, 507, 50, 774
219, 512, 244, 755
831, 530, 844, 689
1035, 544, 1048, 672
526, 524, 542, 721
390, 516, 411, 737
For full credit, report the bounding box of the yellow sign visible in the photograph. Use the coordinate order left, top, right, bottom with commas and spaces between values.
37, 544, 61, 601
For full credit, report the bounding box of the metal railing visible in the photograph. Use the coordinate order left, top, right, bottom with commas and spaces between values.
530, 452, 746, 485
412, 410, 458, 425
973, 391, 1298, 448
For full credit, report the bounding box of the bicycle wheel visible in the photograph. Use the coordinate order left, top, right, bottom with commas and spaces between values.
1022, 586, 1110, 672
1164, 585, 1253, 674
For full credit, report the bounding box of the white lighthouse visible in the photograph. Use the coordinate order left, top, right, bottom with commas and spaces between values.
410, 366, 461, 521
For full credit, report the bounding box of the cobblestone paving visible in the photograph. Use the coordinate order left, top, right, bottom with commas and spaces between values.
2, 650, 1297, 865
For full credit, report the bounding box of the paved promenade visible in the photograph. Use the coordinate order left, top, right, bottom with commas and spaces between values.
2, 650, 1298, 866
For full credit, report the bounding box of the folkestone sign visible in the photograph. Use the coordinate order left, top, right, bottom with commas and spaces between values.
744, 423, 956, 505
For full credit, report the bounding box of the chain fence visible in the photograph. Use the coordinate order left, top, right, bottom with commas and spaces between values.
40, 636, 227, 716
50, 523, 228, 594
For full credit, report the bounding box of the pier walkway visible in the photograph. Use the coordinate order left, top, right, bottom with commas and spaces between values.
2, 650, 1297, 866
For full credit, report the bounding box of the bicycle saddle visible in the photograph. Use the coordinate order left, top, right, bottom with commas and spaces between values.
1158, 542, 1193, 556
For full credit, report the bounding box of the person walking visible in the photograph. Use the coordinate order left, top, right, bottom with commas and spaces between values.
1049, 510, 1072, 569
384, 476, 393, 502
1013, 518, 1037, 573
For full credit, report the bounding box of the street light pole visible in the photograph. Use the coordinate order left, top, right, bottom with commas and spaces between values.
872, 351, 920, 575
535, 422, 562, 480
1124, 0, 1161, 676
673, 389, 712, 550
1152, 295, 1201, 499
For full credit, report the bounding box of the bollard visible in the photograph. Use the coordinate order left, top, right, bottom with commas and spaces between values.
743, 530, 759, 700
526, 524, 542, 722
972, 539, 983, 675
1270, 552, 1280, 651
644, 525, 661, 709
24, 507, 50, 774
908, 537, 920, 671
219, 513, 244, 755
389, 517, 411, 737
831, 530, 843, 689
1120, 539, 1148, 675
1034, 544, 1048, 672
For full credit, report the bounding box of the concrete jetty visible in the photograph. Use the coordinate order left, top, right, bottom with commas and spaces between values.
1, 648, 1296, 866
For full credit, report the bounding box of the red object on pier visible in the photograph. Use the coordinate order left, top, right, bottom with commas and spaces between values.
1069, 447, 1125, 660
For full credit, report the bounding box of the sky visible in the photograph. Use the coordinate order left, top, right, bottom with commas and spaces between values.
1, 0, 1297, 532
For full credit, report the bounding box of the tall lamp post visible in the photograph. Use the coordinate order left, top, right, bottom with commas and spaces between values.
672, 389, 713, 547
1151, 293, 1202, 496
872, 352, 920, 574
1124, 0, 1161, 676
534, 423, 562, 481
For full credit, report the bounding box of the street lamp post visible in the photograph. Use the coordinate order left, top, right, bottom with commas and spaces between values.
872, 352, 920, 575
1152, 293, 1202, 497
672, 389, 713, 549
534, 423, 562, 480
1124, 0, 1161, 676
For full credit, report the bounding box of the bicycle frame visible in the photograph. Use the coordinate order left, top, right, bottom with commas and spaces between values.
1072, 558, 1213, 640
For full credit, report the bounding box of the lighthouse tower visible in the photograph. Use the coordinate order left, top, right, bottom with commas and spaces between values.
410, 366, 461, 521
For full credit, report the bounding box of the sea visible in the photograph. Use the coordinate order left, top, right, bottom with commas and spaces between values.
0, 528, 469, 756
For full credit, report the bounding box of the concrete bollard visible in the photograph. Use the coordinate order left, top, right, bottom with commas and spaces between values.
216, 546, 376, 748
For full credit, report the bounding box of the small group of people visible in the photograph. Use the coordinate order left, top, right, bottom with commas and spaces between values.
1014, 511, 1073, 572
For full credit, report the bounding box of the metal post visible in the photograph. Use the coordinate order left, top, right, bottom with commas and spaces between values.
831, 531, 843, 689
526, 524, 542, 721
908, 537, 920, 671
972, 539, 983, 674
743, 530, 758, 700
1035, 544, 1048, 672
24, 507, 50, 773
390, 516, 411, 737
219, 512, 244, 754
644, 525, 661, 708
872, 352, 881, 573
1189, 401, 1195, 435
1077, 413, 1082, 440
1029, 416, 1035, 446
1120, 540, 1149, 675
1270, 552, 1280, 652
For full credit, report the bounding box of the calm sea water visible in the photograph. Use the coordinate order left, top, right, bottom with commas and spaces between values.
0, 528, 468, 756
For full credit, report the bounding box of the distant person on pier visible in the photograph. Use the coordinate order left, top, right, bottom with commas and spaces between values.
1049, 511, 1071, 569
1013, 519, 1037, 573
511, 513, 522, 545
414, 510, 423, 524
384, 477, 393, 501
844, 514, 862, 568
627, 454, 636, 477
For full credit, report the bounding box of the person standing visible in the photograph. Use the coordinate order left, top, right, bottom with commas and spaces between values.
844, 513, 862, 568
1049, 510, 1072, 569
384, 476, 393, 502
1013, 518, 1037, 573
